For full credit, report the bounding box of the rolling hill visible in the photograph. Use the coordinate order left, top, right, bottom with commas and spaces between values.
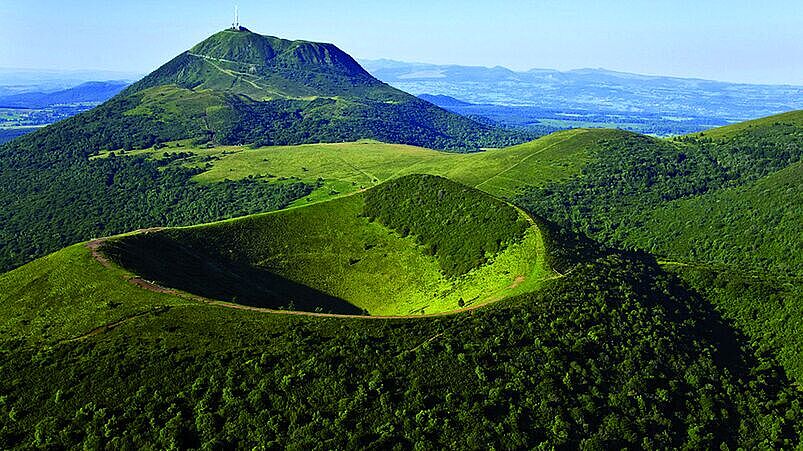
1, 174, 802, 448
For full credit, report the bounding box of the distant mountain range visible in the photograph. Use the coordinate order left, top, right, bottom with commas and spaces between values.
361, 59, 803, 122
0, 68, 139, 96
413, 93, 729, 137
0, 81, 130, 108
4, 55, 803, 142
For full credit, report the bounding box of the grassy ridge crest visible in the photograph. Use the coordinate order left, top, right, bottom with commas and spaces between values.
98, 175, 547, 316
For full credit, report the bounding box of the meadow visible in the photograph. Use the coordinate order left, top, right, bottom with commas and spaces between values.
93, 127, 607, 204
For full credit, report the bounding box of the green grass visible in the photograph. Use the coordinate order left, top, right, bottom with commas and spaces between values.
687, 109, 803, 140
99, 177, 551, 317
99, 127, 607, 204
0, 244, 184, 345
2, 227, 801, 449
123, 85, 227, 119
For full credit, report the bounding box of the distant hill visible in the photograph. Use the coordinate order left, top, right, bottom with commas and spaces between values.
417, 94, 472, 107
0, 81, 130, 108
70, 28, 521, 151
0, 67, 140, 95
362, 59, 803, 122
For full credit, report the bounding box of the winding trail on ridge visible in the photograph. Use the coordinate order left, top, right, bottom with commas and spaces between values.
83, 209, 562, 323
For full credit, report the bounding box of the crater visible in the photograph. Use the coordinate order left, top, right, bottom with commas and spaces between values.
100, 175, 550, 317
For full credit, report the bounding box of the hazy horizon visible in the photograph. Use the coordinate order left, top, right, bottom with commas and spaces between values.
1, 0, 802, 85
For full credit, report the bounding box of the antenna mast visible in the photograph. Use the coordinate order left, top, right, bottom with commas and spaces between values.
232, 5, 240, 29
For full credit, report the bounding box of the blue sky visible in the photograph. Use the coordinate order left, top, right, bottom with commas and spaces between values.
1, 0, 802, 84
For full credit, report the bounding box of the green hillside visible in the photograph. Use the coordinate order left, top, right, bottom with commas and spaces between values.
2, 211, 801, 448
0, 128, 600, 272
90, 28, 524, 151
631, 160, 802, 277
0, 27, 535, 273
625, 160, 803, 380
515, 111, 803, 382
96, 175, 548, 316
517, 111, 803, 253
690, 109, 803, 140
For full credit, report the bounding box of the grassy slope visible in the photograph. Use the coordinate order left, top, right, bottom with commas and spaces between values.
197, 128, 599, 199
99, 187, 549, 317
0, 244, 183, 345
2, 227, 802, 448
103, 127, 605, 203
0, 209, 542, 342
691, 109, 803, 140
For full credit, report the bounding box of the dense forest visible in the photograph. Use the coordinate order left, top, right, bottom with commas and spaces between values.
364, 175, 529, 277
229, 96, 530, 151
0, 140, 314, 272
1, 219, 802, 449
516, 119, 802, 267
515, 115, 803, 384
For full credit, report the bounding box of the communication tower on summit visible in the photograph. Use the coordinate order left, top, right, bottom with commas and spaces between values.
231, 5, 240, 30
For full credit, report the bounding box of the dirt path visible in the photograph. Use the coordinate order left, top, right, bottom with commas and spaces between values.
188, 52, 282, 96
60, 308, 168, 343
84, 210, 562, 322
86, 239, 111, 268
87, 228, 164, 268
473, 130, 585, 190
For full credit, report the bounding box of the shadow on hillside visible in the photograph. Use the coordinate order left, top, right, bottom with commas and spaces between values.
532, 213, 799, 439
100, 233, 364, 315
